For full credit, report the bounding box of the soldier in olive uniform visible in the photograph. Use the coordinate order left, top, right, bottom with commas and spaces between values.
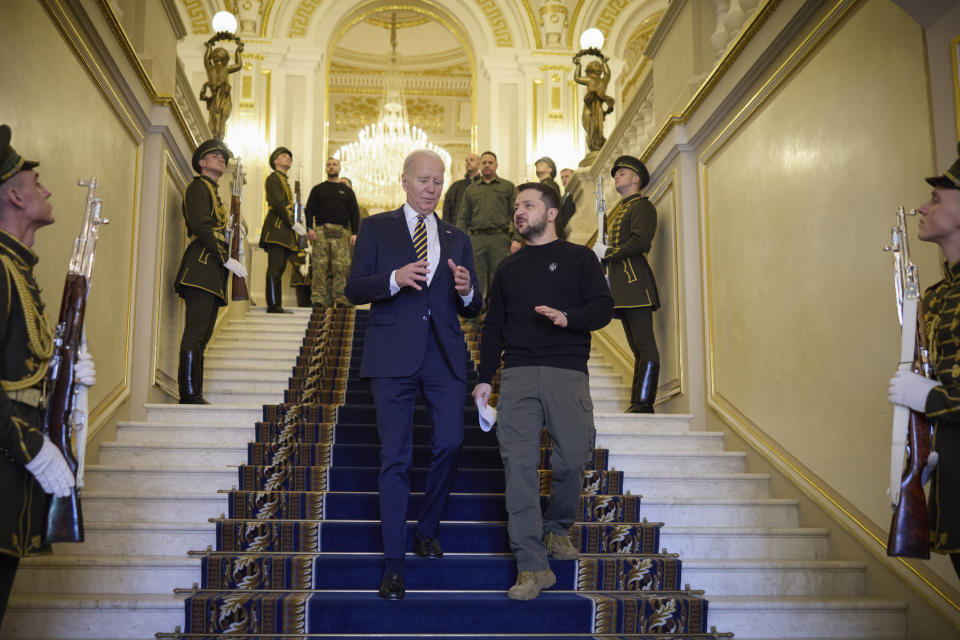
174, 139, 247, 404
260, 146, 306, 313
593, 155, 660, 413
888, 143, 960, 579
0, 125, 95, 624
457, 151, 519, 315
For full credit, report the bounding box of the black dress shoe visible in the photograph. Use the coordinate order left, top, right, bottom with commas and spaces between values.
379, 572, 405, 599
414, 536, 443, 558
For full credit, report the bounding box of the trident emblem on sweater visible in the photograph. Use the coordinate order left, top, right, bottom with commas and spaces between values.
549, 262, 558, 271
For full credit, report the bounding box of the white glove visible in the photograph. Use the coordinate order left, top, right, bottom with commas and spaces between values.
74, 348, 96, 387
888, 370, 941, 413
292, 222, 307, 236
223, 258, 248, 279
24, 436, 75, 497
592, 242, 609, 262
299, 263, 309, 277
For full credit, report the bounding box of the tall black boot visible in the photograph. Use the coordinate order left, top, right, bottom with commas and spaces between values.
178, 351, 208, 404
627, 361, 659, 414
295, 285, 311, 307
266, 276, 292, 314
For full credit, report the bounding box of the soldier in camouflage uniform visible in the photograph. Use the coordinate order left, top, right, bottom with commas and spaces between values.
593, 155, 660, 413
305, 158, 359, 308
174, 139, 247, 403
888, 143, 960, 578
260, 146, 306, 313
0, 125, 95, 624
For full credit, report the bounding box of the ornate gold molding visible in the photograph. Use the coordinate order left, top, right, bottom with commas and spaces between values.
182, 0, 211, 34
93, 0, 198, 148
519, 0, 540, 49
474, 0, 512, 47
289, 0, 324, 37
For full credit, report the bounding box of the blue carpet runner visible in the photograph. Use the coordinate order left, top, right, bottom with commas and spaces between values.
168, 308, 732, 639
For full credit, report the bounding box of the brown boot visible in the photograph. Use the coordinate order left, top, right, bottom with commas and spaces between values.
543, 531, 579, 560
507, 569, 556, 600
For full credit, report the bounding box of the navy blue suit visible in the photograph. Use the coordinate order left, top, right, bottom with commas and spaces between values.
345, 206, 482, 564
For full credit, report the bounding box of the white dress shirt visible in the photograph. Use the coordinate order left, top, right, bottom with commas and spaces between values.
389, 203, 473, 305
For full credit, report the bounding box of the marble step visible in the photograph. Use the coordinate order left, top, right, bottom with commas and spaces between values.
588, 372, 628, 386
144, 403, 263, 424
3, 593, 184, 639
212, 337, 305, 350
81, 491, 228, 523
98, 442, 247, 467
593, 398, 628, 412
83, 465, 235, 493
203, 366, 290, 381
13, 555, 199, 595
682, 559, 865, 596
621, 472, 770, 499
605, 451, 746, 473
204, 391, 284, 405
658, 527, 831, 559
221, 324, 310, 335
53, 521, 213, 557
588, 384, 631, 399
597, 431, 726, 452
204, 378, 288, 394
592, 412, 695, 433
244, 306, 313, 316
113, 422, 255, 445
706, 595, 907, 638
640, 497, 798, 527
203, 355, 296, 371
204, 345, 304, 360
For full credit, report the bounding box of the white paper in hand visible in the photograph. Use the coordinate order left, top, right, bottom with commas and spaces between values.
476, 398, 497, 432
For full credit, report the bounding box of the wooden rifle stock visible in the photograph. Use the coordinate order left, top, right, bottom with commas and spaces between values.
43, 275, 87, 543
229, 161, 248, 301
887, 407, 931, 557
884, 205, 932, 558
294, 166, 307, 250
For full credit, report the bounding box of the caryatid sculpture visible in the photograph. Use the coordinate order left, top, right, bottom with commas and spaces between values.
573, 48, 615, 156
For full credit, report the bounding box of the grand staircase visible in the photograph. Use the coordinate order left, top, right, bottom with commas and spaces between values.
2, 305, 909, 639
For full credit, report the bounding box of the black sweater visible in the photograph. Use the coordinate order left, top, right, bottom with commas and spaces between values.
477, 240, 613, 383
305, 181, 360, 233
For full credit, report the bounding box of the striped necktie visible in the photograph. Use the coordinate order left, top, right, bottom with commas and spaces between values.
413, 215, 428, 261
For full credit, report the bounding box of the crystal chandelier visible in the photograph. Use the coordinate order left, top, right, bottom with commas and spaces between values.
334, 13, 452, 210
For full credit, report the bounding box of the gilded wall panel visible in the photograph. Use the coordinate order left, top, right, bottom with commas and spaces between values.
155, 156, 188, 395
0, 0, 142, 418
702, 1, 938, 528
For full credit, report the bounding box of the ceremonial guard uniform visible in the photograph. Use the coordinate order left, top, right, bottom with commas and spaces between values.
0, 125, 87, 625
601, 155, 660, 412
0, 227, 54, 586
921, 261, 960, 554
887, 144, 960, 576
260, 146, 298, 313
174, 139, 233, 404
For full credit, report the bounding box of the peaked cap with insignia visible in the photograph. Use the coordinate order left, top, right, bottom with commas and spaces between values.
192, 138, 232, 174
0, 125, 39, 184
269, 146, 292, 170
926, 142, 960, 190
611, 154, 649, 189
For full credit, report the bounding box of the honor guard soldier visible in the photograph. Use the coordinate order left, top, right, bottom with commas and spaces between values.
0, 125, 95, 625
593, 155, 660, 412
174, 139, 247, 404
260, 146, 306, 313
888, 143, 960, 579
